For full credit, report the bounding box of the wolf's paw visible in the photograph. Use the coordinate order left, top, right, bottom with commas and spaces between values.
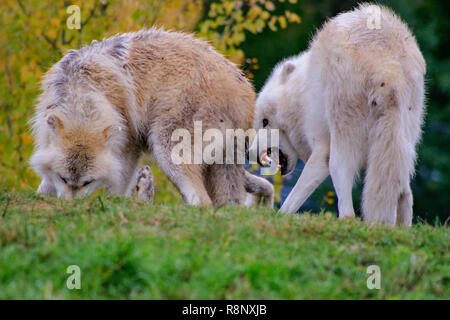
37, 180, 57, 196
136, 165, 154, 203
338, 212, 356, 219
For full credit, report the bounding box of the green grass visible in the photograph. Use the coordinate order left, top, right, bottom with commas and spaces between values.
0, 191, 448, 299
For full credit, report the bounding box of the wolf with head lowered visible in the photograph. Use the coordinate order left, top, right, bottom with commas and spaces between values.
30, 28, 273, 207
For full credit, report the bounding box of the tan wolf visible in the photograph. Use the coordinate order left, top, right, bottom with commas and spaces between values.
30, 28, 273, 207
249, 4, 426, 226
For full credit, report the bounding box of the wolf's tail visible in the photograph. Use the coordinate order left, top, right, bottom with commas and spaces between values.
362, 72, 419, 226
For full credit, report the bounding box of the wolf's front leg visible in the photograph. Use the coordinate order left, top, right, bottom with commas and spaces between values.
158, 162, 212, 206
279, 145, 329, 214
37, 178, 57, 196
104, 153, 140, 197
150, 128, 212, 206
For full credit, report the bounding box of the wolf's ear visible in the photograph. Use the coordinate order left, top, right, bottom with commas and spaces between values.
47, 115, 64, 135
281, 62, 295, 83
102, 125, 123, 142
102, 125, 113, 141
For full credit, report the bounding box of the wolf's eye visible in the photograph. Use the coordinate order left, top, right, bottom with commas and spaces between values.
60, 176, 68, 184
262, 118, 269, 127
82, 180, 93, 187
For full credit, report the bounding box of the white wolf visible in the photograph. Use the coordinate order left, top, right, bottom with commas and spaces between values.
249, 4, 426, 226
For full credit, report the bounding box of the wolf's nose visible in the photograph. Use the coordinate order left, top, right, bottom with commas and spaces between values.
70, 185, 80, 197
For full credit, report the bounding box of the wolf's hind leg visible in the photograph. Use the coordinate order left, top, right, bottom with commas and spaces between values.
245, 193, 260, 206
152, 145, 211, 206
160, 162, 211, 206
150, 121, 213, 206
329, 137, 362, 219
396, 185, 413, 227
37, 178, 56, 196
244, 171, 274, 207
175, 165, 212, 206
205, 164, 246, 207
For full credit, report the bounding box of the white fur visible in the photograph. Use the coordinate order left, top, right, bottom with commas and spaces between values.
250, 4, 426, 226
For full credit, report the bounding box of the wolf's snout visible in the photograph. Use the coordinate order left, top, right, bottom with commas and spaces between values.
257, 147, 289, 175
259, 148, 273, 167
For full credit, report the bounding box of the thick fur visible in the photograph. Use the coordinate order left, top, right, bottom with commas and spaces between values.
30, 28, 273, 207
249, 4, 425, 226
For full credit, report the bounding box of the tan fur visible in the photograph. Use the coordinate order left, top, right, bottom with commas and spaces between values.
249, 4, 425, 226
30, 28, 272, 206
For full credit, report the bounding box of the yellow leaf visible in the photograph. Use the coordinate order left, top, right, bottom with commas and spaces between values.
261, 10, 270, 20
279, 16, 287, 29
21, 133, 33, 145
20, 65, 29, 82
268, 16, 278, 31
50, 18, 60, 27
47, 28, 58, 38
286, 11, 301, 24
265, 1, 275, 12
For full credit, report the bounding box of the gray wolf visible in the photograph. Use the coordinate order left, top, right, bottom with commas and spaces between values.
30, 28, 273, 207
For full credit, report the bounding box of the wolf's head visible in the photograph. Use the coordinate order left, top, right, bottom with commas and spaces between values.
249, 55, 309, 176
30, 42, 133, 199
30, 86, 126, 199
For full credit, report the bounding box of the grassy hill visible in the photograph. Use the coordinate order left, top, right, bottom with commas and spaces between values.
0, 191, 448, 299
